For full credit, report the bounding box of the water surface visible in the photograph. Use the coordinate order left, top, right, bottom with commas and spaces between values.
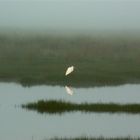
0, 83, 140, 104
0, 82, 140, 140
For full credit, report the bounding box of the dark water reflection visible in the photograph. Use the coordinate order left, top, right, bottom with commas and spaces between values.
0, 82, 140, 140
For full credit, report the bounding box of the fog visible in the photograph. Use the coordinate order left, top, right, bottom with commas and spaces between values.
0, 0, 140, 32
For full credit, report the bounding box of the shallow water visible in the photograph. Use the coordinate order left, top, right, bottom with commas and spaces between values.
0, 83, 140, 104
0, 82, 140, 140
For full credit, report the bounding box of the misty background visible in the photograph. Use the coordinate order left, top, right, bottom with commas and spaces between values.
0, 0, 140, 33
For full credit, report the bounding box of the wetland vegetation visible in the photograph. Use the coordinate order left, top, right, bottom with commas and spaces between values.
22, 100, 140, 114
49, 137, 140, 140
0, 32, 140, 86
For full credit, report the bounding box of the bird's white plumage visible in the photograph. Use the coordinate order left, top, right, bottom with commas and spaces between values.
65, 66, 74, 76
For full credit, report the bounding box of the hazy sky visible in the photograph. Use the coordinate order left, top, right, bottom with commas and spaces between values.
0, 0, 140, 32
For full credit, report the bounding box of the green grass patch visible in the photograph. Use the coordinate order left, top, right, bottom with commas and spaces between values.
49, 137, 140, 140
1, 32, 140, 86
22, 100, 140, 114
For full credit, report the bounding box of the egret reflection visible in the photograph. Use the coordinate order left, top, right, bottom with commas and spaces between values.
65, 86, 73, 96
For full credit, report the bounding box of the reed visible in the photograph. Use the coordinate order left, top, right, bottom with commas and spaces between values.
22, 100, 140, 114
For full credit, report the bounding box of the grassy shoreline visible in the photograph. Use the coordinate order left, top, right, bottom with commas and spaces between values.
49, 137, 140, 140
22, 100, 140, 114
1, 33, 140, 86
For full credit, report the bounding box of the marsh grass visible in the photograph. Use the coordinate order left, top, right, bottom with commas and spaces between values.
49, 137, 140, 140
1, 32, 140, 86
22, 100, 140, 114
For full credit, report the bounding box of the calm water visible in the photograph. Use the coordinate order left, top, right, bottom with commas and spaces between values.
0, 82, 140, 140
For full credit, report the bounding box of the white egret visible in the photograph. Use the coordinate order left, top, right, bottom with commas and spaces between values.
65, 86, 73, 95
65, 66, 74, 76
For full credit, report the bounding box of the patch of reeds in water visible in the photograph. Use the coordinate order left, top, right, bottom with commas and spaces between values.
22, 100, 140, 114
49, 136, 140, 140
